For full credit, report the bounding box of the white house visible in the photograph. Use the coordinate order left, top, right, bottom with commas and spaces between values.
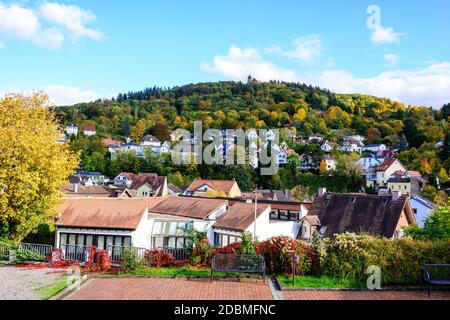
340, 139, 365, 153
141, 135, 161, 147
356, 154, 384, 174
366, 158, 407, 189
66, 123, 78, 136
55, 198, 166, 250
82, 124, 96, 137
308, 134, 324, 143
323, 154, 337, 171
362, 144, 387, 153
344, 135, 365, 142
214, 203, 280, 246
409, 193, 437, 227
114, 172, 137, 187
321, 141, 336, 152
55, 196, 306, 253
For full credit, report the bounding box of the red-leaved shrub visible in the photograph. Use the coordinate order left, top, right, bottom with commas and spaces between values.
144, 250, 174, 267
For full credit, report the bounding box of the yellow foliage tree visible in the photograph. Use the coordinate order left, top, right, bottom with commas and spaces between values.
293, 108, 307, 122
0, 93, 79, 241
421, 159, 432, 174
130, 119, 147, 143
319, 159, 328, 175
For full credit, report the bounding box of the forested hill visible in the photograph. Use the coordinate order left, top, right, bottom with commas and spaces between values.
55, 79, 449, 150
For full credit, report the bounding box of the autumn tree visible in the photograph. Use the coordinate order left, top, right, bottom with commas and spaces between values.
130, 119, 147, 143
291, 185, 312, 201
0, 93, 79, 241
319, 159, 328, 175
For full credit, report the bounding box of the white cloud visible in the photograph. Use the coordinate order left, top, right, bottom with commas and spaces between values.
1, 85, 102, 105
39, 2, 104, 41
306, 62, 450, 108
384, 53, 399, 65
201, 45, 450, 107
0, 1, 103, 49
201, 45, 297, 82
371, 26, 402, 45
0, 2, 63, 48
267, 34, 323, 62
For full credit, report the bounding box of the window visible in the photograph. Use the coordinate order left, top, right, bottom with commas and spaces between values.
279, 210, 289, 220
214, 233, 242, 247
59, 233, 131, 250
151, 220, 193, 249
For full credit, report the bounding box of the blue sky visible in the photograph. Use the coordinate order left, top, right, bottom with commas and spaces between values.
1, 0, 449, 107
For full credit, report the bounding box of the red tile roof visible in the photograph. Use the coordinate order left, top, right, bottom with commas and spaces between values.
149, 197, 227, 219
185, 179, 238, 194
83, 124, 96, 131
56, 198, 166, 229
213, 202, 270, 232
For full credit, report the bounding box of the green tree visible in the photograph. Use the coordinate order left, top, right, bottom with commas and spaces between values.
404, 203, 450, 240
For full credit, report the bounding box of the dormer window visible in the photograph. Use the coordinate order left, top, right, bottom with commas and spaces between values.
349, 197, 356, 204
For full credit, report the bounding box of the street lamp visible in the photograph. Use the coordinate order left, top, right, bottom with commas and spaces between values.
253, 190, 257, 243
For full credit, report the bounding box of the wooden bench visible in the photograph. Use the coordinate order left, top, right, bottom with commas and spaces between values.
211, 254, 266, 282
422, 264, 450, 296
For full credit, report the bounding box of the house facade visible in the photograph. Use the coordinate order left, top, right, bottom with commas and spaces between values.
362, 144, 387, 153
409, 193, 437, 227
66, 123, 78, 136
55, 196, 308, 252
82, 125, 96, 136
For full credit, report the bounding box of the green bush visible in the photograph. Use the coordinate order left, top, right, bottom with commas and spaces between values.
320, 234, 450, 285
122, 249, 146, 272
15, 249, 43, 262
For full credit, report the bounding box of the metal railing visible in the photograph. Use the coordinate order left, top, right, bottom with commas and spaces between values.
108, 245, 146, 263
61, 244, 93, 262
0, 244, 9, 260
157, 246, 190, 261
18, 243, 53, 261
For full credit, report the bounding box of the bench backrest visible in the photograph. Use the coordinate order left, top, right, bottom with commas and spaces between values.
212, 254, 265, 272
423, 264, 450, 281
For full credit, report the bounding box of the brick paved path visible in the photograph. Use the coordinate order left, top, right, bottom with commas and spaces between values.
65, 277, 273, 300
63, 277, 450, 300
283, 290, 450, 300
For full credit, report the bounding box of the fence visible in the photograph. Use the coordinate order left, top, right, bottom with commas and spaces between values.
0, 244, 9, 260
108, 245, 146, 263
18, 243, 53, 261
61, 244, 93, 262
158, 246, 190, 261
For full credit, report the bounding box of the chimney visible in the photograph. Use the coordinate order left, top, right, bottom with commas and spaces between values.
392, 191, 401, 201
318, 187, 327, 197
73, 183, 78, 193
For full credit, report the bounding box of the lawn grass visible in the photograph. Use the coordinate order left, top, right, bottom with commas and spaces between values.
37, 275, 71, 300
118, 266, 260, 278
277, 275, 366, 289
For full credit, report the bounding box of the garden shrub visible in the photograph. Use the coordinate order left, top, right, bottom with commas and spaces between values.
320, 234, 450, 285
212, 242, 240, 255
256, 236, 318, 275
145, 249, 174, 268
15, 249, 43, 262
96, 250, 111, 272
122, 248, 146, 272
190, 238, 212, 267
239, 231, 256, 254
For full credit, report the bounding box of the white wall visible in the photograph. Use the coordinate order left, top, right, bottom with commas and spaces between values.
245, 207, 300, 240
409, 196, 436, 227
